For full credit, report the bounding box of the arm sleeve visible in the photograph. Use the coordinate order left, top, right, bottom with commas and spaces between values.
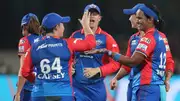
21, 48, 35, 83
165, 40, 174, 73
18, 37, 30, 56
135, 36, 156, 57
67, 34, 96, 52
100, 34, 120, 77
121, 39, 132, 73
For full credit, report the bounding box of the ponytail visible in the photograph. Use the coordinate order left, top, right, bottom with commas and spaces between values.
144, 4, 165, 32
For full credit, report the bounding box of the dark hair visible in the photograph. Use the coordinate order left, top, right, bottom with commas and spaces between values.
39, 24, 59, 35
144, 4, 165, 32
27, 17, 40, 34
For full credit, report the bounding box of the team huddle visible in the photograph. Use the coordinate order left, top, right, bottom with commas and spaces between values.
14, 3, 174, 101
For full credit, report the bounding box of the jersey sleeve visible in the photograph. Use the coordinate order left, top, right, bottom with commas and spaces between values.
21, 48, 35, 83
164, 38, 174, 73
121, 38, 132, 73
135, 35, 156, 57
18, 37, 30, 56
67, 34, 96, 52
99, 34, 120, 77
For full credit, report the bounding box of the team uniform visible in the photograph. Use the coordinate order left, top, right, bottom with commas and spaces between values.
71, 27, 120, 101
21, 34, 96, 101
17, 34, 42, 101
122, 28, 174, 101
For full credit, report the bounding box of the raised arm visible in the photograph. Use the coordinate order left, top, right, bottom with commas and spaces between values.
67, 34, 96, 52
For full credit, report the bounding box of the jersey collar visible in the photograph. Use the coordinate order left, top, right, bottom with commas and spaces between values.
80, 27, 102, 34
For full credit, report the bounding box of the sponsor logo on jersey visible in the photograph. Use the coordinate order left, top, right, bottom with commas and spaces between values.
19, 46, 24, 52
140, 37, 151, 44
137, 43, 148, 51
34, 38, 40, 43
36, 43, 63, 50
131, 40, 137, 45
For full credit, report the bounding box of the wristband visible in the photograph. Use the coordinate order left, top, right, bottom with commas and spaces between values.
113, 53, 121, 61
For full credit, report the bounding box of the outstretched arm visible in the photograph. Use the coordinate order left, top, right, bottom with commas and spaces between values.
67, 34, 96, 52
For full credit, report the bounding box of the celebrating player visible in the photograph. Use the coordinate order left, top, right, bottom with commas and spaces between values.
70, 4, 120, 101
21, 12, 96, 101
14, 13, 41, 101
107, 4, 174, 101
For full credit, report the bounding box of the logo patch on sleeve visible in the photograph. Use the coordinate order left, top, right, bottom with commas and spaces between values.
19, 39, 25, 44
137, 43, 148, 51
163, 38, 168, 43
140, 37, 151, 44
19, 46, 24, 52
165, 45, 170, 51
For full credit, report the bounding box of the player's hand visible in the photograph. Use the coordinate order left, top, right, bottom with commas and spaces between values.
84, 48, 108, 54
83, 67, 101, 78
13, 94, 20, 101
78, 11, 93, 35
110, 78, 118, 90
164, 80, 170, 92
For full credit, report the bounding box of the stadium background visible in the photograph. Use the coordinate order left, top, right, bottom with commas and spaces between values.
0, 0, 179, 101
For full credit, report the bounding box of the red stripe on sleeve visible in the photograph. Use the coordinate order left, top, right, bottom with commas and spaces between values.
18, 37, 30, 56
159, 32, 175, 73
100, 32, 120, 77
21, 48, 35, 83
67, 34, 96, 52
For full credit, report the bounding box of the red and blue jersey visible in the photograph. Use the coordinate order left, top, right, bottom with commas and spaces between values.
21, 35, 96, 97
122, 28, 174, 87
18, 34, 42, 91
71, 27, 120, 84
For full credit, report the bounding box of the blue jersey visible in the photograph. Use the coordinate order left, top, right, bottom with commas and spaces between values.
18, 34, 42, 91
129, 28, 167, 87
21, 34, 96, 97
71, 28, 119, 84
31, 36, 73, 97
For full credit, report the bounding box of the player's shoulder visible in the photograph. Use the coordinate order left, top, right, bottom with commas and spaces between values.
71, 29, 81, 37
19, 36, 29, 45
128, 32, 139, 41
100, 29, 114, 39
158, 31, 167, 38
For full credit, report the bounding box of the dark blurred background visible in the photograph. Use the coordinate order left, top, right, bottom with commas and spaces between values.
0, 0, 179, 74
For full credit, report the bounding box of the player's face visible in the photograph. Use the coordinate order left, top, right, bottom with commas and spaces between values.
56, 23, 64, 37
22, 25, 28, 36
136, 9, 149, 31
89, 11, 101, 29
129, 14, 137, 28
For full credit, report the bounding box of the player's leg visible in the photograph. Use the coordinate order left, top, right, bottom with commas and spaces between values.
137, 85, 160, 101
127, 81, 132, 101
73, 83, 89, 101
32, 96, 45, 101
85, 81, 106, 101
20, 89, 32, 101
131, 86, 139, 101
59, 96, 74, 101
